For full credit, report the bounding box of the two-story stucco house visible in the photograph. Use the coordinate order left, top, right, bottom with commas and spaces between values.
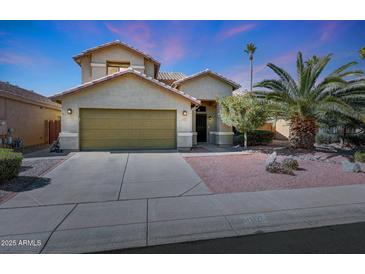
51, 40, 240, 151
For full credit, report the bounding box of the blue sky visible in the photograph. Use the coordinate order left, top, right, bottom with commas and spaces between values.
0, 20, 364, 96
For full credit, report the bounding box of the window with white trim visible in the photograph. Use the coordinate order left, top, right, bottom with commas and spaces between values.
106, 61, 130, 75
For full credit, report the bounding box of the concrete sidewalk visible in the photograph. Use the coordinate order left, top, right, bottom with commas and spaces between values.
2, 183, 365, 253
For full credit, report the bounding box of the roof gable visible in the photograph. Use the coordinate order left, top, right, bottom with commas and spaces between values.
73, 40, 160, 68
51, 68, 200, 105
172, 69, 241, 89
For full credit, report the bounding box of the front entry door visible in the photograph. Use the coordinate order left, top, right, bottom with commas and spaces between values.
196, 113, 207, 142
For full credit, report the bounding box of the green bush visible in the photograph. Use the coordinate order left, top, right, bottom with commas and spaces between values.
234, 130, 274, 146
346, 133, 365, 147
0, 149, 23, 181
354, 151, 365, 163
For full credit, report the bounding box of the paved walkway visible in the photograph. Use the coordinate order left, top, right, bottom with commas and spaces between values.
1, 152, 365, 253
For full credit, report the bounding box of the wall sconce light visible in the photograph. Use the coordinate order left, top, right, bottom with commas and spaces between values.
67, 108, 73, 115
208, 115, 213, 121
182, 110, 188, 116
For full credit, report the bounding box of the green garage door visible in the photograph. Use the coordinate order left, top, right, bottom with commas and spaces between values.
80, 108, 176, 150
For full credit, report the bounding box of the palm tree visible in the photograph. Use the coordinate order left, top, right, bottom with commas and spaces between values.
255, 52, 365, 149
244, 42, 257, 92
360, 47, 365, 59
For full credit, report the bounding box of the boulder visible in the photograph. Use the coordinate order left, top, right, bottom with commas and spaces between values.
266, 152, 277, 166
342, 160, 361, 173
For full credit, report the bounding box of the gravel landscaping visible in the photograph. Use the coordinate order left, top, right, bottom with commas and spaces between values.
0, 158, 65, 202
184, 153, 365, 193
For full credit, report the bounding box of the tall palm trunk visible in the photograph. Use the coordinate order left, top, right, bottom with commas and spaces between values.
249, 55, 253, 92
289, 116, 317, 149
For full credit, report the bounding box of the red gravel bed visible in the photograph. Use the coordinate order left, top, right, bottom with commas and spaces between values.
184, 153, 365, 193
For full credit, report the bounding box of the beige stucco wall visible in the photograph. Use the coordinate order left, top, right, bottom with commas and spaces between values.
178, 74, 233, 100
0, 96, 60, 147
144, 59, 155, 78
60, 74, 193, 150
179, 75, 234, 144
92, 46, 144, 66
79, 45, 158, 83
80, 55, 92, 83
274, 119, 290, 140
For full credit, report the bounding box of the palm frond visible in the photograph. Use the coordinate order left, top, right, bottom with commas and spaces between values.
266, 63, 298, 95
338, 70, 364, 78
330, 61, 358, 76
296, 52, 304, 85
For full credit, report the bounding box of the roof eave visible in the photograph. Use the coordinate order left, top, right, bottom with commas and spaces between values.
172, 70, 241, 90
72, 41, 161, 67
51, 69, 200, 105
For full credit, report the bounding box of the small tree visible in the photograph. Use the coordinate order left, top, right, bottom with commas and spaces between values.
218, 93, 269, 148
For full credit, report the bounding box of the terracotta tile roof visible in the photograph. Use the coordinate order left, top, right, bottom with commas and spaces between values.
0, 81, 60, 109
157, 72, 186, 81
73, 40, 161, 67
172, 69, 241, 89
233, 87, 249, 95
51, 68, 200, 105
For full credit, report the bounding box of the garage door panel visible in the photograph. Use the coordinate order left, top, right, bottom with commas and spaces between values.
80, 109, 176, 120
80, 129, 176, 139
80, 119, 176, 130
80, 109, 177, 150
80, 138, 176, 150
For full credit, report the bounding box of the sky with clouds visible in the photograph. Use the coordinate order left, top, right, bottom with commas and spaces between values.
0, 20, 364, 96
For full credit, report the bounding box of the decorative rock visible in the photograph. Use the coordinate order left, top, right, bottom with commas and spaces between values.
266, 152, 277, 166
342, 161, 361, 173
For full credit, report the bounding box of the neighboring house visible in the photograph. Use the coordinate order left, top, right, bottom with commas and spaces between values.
0, 81, 61, 147
51, 40, 240, 151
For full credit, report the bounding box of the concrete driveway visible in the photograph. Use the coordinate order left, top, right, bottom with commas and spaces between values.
3, 152, 365, 253
1, 152, 209, 207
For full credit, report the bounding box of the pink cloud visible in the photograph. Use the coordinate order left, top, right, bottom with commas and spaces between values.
320, 21, 339, 43
105, 21, 188, 64
105, 21, 155, 51
218, 23, 257, 40
158, 38, 186, 64
0, 51, 33, 65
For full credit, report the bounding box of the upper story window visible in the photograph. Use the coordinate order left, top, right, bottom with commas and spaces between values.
106, 61, 130, 75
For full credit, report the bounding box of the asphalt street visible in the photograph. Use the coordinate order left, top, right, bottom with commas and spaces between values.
103, 222, 365, 254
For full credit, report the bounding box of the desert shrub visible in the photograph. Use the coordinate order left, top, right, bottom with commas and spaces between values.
266, 161, 294, 175
0, 148, 23, 181
315, 132, 339, 144
282, 157, 299, 170
281, 165, 295, 175
354, 151, 365, 163
247, 130, 274, 145
234, 130, 274, 146
265, 162, 282, 173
